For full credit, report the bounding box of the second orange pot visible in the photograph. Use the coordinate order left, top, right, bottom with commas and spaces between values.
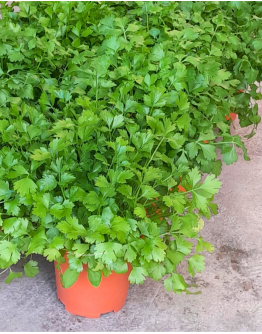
225, 112, 237, 121
55, 256, 132, 318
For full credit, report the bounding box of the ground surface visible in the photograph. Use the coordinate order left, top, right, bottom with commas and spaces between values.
0, 103, 262, 332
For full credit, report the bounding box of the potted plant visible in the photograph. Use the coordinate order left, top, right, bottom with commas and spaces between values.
0, 1, 261, 318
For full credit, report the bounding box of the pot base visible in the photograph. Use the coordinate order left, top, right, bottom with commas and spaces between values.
56, 293, 128, 318
59, 298, 123, 318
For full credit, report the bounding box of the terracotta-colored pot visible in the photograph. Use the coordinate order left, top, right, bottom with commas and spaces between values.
218, 106, 237, 122
224, 89, 244, 121
55, 256, 132, 318
225, 112, 237, 121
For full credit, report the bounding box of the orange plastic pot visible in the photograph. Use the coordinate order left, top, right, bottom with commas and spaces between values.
54, 256, 132, 318
224, 89, 244, 121
217, 106, 237, 122
225, 112, 237, 121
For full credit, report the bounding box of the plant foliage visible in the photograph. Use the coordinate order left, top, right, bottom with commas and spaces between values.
0, 1, 261, 292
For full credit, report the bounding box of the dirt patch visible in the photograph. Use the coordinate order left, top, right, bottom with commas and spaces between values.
216, 245, 248, 274
240, 280, 254, 292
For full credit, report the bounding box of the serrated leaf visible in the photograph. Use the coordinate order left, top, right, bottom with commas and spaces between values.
6, 165, 28, 179
24, 260, 39, 278
117, 170, 134, 183
2, 217, 20, 234
39, 174, 57, 191
140, 185, 159, 199
186, 142, 199, 159
199, 175, 222, 196
60, 172, 76, 186
150, 44, 165, 61
82, 27, 92, 37
143, 167, 162, 183
176, 91, 190, 113
188, 254, 205, 277
0, 241, 20, 264
196, 237, 215, 253
68, 254, 83, 273
163, 194, 186, 214
183, 28, 199, 40
112, 115, 124, 129
50, 201, 74, 219
253, 39, 262, 50
148, 262, 166, 281
111, 259, 128, 274
95, 175, 110, 188
94, 242, 122, 263
57, 217, 86, 239
128, 267, 148, 284
43, 248, 62, 261
141, 238, 166, 262
188, 168, 201, 187
14, 178, 37, 197
166, 250, 185, 267
212, 69, 231, 84
4, 197, 20, 216
123, 244, 137, 262
49, 236, 64, 250
0, 181, 11, 200
32, 193, 50, 218
199, 143, 217, 160
72, 244, 89, 258
164, 273, 187, 293
222, 146, 238, 165
5, 270, 22, 284
144, 88, 166, 108
31, 148, 51, 161
106, 36, 121, 52
27, 229, 47, 255
134, 204, 146, 218
127, 24, 140, 32
18, 84, 34, 99
117, 184, 132, 198
175, 236, 193, 255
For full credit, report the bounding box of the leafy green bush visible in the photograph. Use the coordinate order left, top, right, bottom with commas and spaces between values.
0, 1, 260, 291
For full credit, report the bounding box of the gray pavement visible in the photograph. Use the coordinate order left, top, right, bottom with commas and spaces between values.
0, 104, 262, 332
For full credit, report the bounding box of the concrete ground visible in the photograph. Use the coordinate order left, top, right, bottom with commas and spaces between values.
0, 104, 262, 332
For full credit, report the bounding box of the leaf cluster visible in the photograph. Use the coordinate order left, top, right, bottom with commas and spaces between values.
0, 1, 260, 292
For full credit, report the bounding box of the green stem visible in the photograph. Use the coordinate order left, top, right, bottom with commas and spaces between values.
0, 268, 10, 275
59, 173, 66, 199
210, 25, 218, 45
212, 141, 236, 145
36, 57, 43, 70
134, 137, 165, 203
123, 29, 127, 42
95, 72, 99, 108
145, 137, 164, 170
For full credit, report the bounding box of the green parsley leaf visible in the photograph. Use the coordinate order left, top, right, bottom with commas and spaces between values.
94, 242, 122, 263
5, 270, 22, 284
14, 178, 37, 197
0, 241, 20, 264
62, 268, 79, 288
128, 267, 148, 284
188, 254, 205, 277
88, 268, 102, 287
